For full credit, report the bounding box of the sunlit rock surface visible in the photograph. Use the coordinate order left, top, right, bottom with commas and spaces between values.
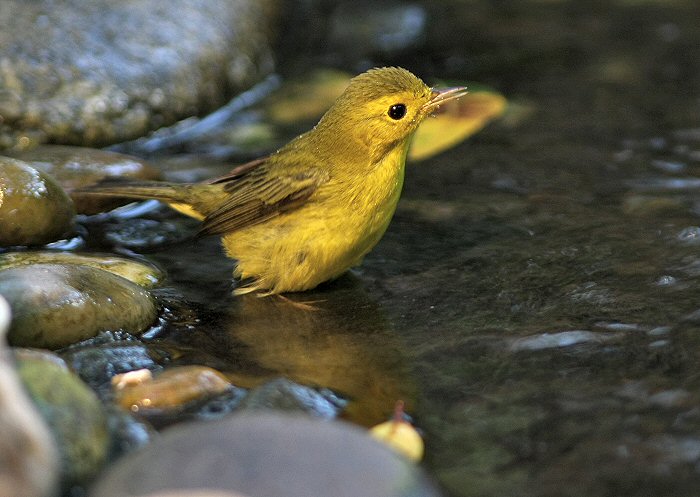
0, 0, 277, 149
1, 264, 157, 348
0, 251, 164, 288
9, 145, 162, 214
113, 366, 233, 413
0, 157, 75, 247
15, 349, 108, 491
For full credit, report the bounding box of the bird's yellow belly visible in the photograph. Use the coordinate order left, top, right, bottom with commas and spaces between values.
224, 150, 407, 295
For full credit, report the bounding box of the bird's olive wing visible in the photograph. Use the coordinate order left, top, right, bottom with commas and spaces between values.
198, 160, 329, 236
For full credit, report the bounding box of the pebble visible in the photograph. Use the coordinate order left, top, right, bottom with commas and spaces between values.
61, 341, 166, 393
89, 413, 442, 497
105, 406, 155, 459
114, 365, 233, 414
0, 251, 164, 288
239, 377, 345, 419
0, 157, 75, 247
9, 145, 162, 214
1, 263, 157, 349
14, 348, 108, 489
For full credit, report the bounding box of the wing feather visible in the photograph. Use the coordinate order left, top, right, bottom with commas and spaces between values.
197, 157, 329, 236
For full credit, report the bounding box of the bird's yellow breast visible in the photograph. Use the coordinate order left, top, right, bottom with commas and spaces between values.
223, 140, 410, 295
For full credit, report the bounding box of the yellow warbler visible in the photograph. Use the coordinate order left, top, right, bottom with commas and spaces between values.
79, 67, 467, 295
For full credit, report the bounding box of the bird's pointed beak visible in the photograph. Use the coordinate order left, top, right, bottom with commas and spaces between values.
422, 86, 469, 112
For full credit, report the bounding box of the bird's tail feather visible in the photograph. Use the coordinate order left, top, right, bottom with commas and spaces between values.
73, 180, 188, 203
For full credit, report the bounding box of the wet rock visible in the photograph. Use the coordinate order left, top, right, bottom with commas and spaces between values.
89, 413, 442, 497
0, 251, 164, 288
9, 145, 162, 214
114, 365, 233, 413
0, 296, 59, 497
186, 387, 247, 423
98, 215, 197, 251
0, 157, 75, 247
14, 348, 108, 490
105, 406, 155, 459
61, 341, 167, 394
0, 264, 157, 349
127, 386, 247, 431
0, 0, 277, 149
239, 377, 345, 419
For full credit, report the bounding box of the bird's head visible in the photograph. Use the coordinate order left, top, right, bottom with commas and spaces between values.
316, 67, 468, 159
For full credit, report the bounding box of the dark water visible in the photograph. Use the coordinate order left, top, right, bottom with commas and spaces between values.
95, 1, 700, 496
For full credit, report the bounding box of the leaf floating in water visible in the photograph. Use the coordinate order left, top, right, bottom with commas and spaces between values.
409, 86, 507, 161
369, 400, 424, 462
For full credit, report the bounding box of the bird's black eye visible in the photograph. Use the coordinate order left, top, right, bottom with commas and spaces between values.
388, 103, 407, 120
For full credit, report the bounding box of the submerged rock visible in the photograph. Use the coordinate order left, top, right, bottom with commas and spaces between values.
9, 145, 162, 214
90, 413, 442, 497
14, 349, 108, 490
61, 341, 167, 394
113, 365, 233, 414
239, 377, 345, 419
0, 296, 59, 497
0, 264, 157, 349
0, 251, 164, 288
0, 157, 75, 247
105, 406, 155, 460
0, 0, 277, 149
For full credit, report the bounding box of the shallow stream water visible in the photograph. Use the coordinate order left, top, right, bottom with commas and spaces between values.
78, 1, 700, 495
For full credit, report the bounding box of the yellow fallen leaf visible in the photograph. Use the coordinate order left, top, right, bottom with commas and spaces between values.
409, 88, 507, 161
370, 400, 424, 461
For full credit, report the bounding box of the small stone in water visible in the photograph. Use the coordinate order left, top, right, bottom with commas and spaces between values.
9, 145, 162, 215
0, 263, 157, 349
105, 406, 155, 459
15, 350, 109, 488
239, 377, 345, 419
0, 251, 164, 287
114, 365, 232, 413
0, 157, 75, 247
103, 218, 190, 249
61, 341, 165, 394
